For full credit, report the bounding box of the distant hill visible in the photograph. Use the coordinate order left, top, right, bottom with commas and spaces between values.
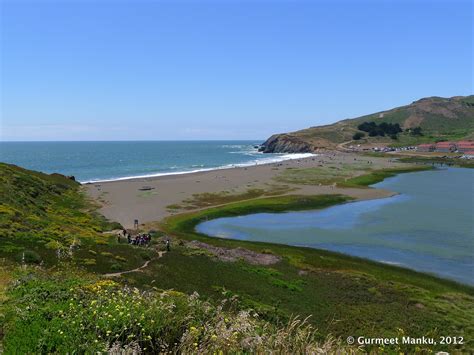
260, 95, 474, 153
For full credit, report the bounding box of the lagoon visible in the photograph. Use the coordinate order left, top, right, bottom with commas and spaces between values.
197, 168, 474, 285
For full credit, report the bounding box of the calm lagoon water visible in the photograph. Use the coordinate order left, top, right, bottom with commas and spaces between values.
0, 141, 312, 183
197, 168, 474, 285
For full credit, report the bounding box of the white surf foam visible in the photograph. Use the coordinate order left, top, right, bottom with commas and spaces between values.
80, 152, 316, 184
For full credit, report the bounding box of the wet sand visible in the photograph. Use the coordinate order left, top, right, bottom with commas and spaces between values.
85, 151, 403, 228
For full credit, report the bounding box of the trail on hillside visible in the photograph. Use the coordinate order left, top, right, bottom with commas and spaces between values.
103, 251, 166, 277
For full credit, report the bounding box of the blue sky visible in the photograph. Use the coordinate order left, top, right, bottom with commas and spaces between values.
1, 0, 472, 141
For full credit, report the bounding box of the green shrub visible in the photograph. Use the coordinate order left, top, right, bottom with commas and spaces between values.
81, 258, 96, 266
140, 252, 152, 261
411, 126, 423, 136
17, 250, 42, 264
110, 263, 122, 271
108, 221, 124, 230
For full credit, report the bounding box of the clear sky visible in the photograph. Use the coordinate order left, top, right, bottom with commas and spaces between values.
1, 0, 472, 141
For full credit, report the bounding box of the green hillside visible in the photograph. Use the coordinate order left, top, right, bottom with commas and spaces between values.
0, 163, 155, 272
0, 163, 116, 240
264, 95, 474, 151
346, 95, 474, 145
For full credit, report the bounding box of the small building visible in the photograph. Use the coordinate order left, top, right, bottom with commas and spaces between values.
456, 141, 474, 153
417, 144, 435, 152
435, 141, 456, 153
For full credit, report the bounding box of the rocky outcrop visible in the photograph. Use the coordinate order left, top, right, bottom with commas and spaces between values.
259, 134, 315, 153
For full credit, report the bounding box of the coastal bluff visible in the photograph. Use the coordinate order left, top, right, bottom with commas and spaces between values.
259, 133, 316, 153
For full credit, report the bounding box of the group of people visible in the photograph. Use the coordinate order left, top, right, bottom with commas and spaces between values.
117, 229, 170, 251
117, 229, 151, 246
128, 233, 152, 246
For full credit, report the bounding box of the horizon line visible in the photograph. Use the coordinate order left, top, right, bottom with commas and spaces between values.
0, 139, 266, 143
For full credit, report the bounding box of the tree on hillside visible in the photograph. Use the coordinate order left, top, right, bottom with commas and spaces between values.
411, 127, 423, 136
357, 122, 377, 132
352, 132, 365, 140
357, 121, 402, 138
368, 130, 380, 137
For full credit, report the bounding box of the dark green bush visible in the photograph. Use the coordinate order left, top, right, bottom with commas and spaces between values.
18, 250, 42, 264
110, 263, 122, 271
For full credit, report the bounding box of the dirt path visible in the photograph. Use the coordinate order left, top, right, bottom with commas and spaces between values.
103, 251, 166, 277
337, 140, 355, 152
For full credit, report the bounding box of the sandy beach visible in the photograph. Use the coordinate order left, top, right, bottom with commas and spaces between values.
85, 151, 408, 228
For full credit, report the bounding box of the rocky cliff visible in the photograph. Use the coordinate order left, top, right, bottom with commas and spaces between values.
259, 134, 315, 153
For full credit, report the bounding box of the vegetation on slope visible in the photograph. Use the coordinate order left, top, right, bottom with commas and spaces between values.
348, 95, 474, 144
357, 121, 404, 139
0, 164, 161, 276
0, 163, 118, 243
262, 95, 474, 151
3, 269, 349, 353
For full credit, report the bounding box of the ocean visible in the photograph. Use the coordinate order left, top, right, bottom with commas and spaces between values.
0, 141, 313, 183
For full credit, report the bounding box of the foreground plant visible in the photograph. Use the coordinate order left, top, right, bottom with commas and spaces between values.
3, 269, 351, 353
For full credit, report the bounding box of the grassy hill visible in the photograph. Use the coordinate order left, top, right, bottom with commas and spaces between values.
0, 163, 163, 275
261, 95, 474, 151
0, 163, 116, 241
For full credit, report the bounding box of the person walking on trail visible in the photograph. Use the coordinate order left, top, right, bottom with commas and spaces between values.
166, 238, 170, 252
